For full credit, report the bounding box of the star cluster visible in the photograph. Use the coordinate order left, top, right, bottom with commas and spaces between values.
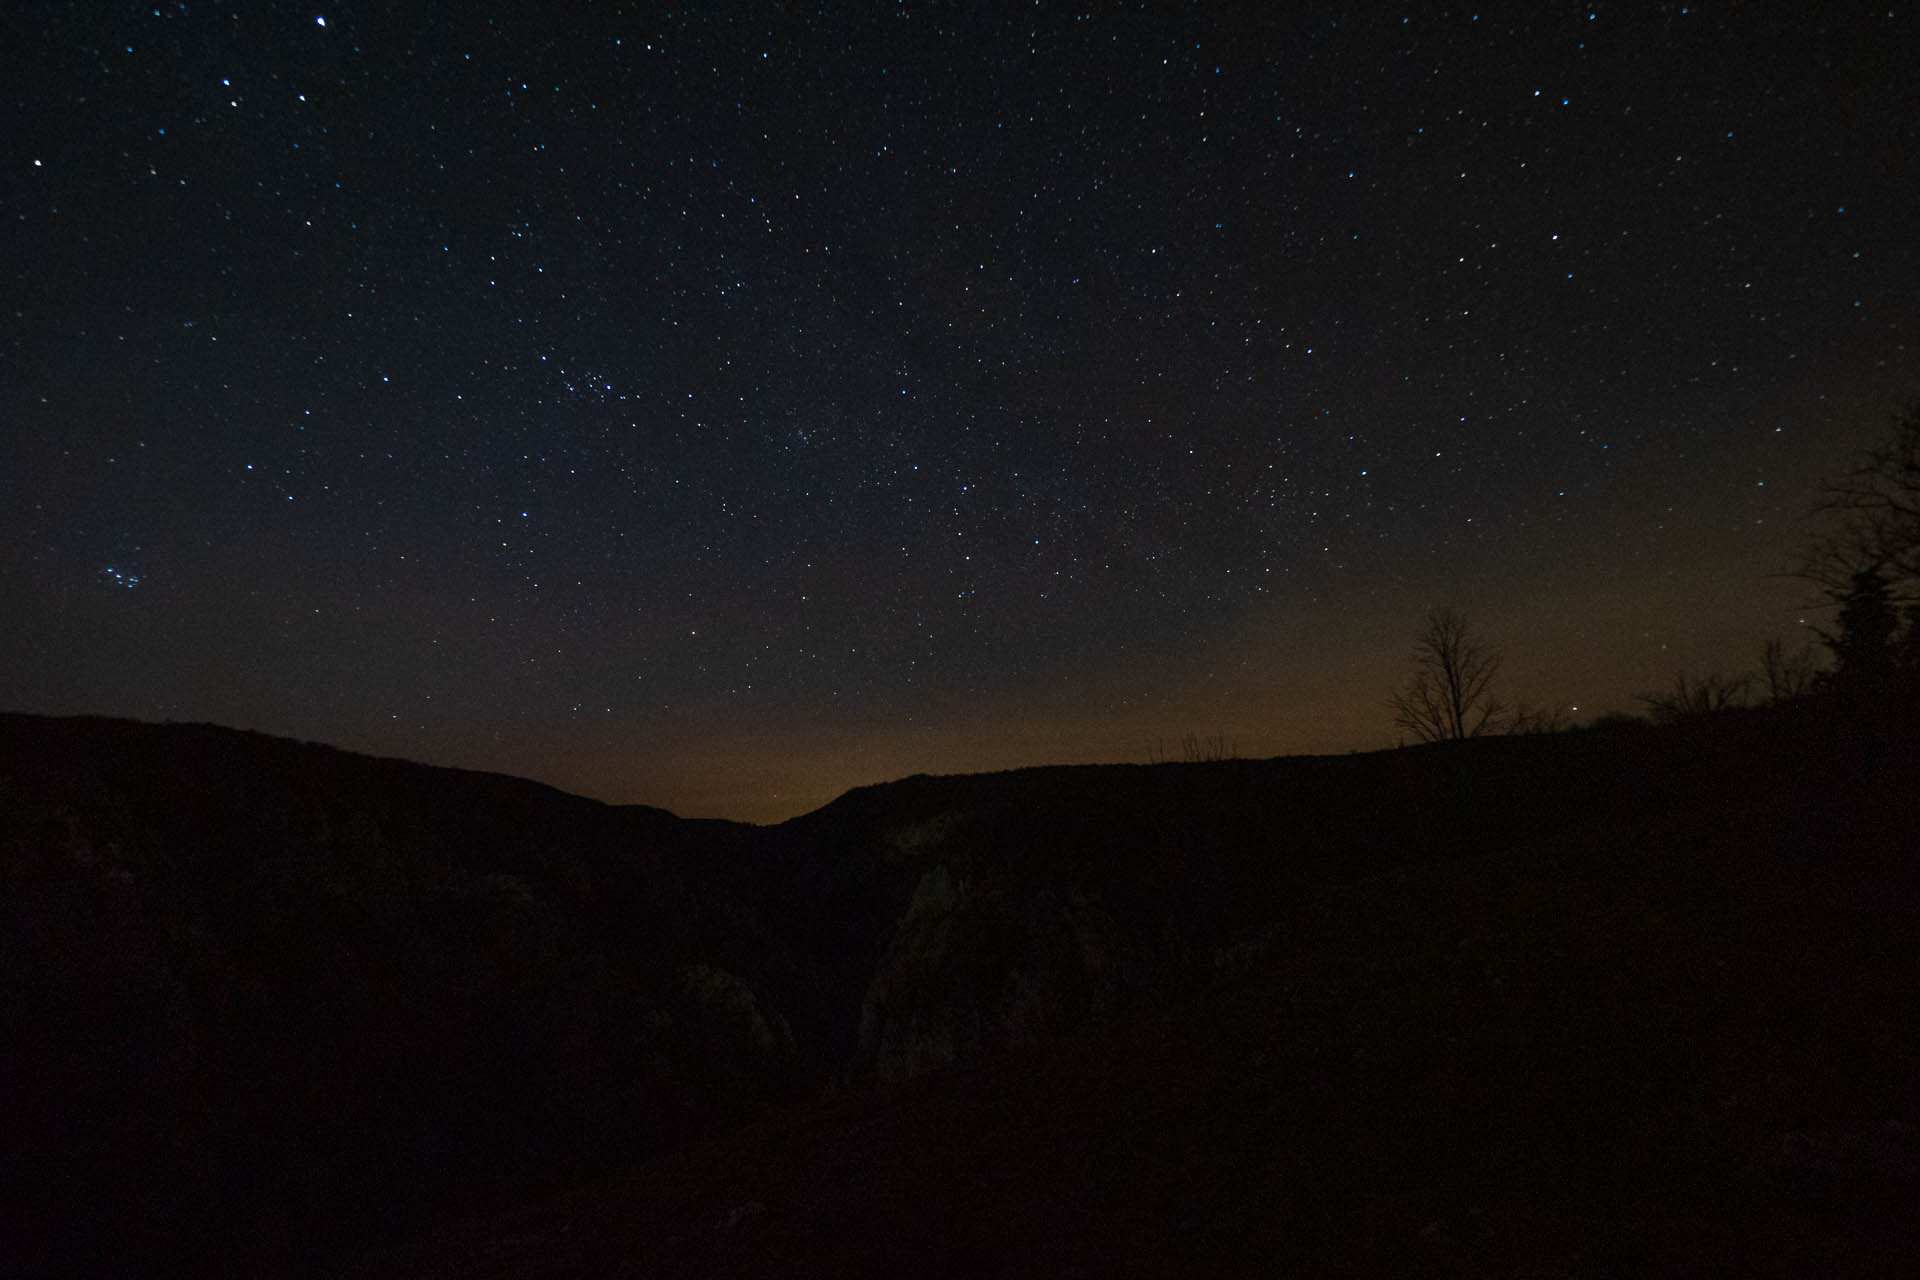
4, 3, 1916, 818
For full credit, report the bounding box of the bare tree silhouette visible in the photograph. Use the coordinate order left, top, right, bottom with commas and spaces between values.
1637, 671, 1753, 723
1508, 700, 1572, 735
1760, 637, 1821, 703
1796, 404, 1920, 608
1823, 564, 1902, 680
1388, 608, 1505, 742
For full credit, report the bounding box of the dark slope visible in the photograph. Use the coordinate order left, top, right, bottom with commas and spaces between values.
0, 715, 801, 1277
358, 705, 1919, 1278
745, 710, 1902, 1084
3, 704, 1914, 1276
361, 836, 1918, 1278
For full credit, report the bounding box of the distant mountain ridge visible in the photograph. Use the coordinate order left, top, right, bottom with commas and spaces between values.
2, 706, 1914, 1276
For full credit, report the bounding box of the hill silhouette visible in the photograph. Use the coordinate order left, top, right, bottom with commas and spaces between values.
2, 704, 1914, 1276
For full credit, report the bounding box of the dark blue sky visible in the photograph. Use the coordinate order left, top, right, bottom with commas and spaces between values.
5, 2, 1916, 819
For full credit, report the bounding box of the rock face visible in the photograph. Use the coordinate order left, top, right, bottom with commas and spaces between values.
854, 851, 1133, 1084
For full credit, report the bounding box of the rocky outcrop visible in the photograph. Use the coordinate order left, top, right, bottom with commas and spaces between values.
854, 860, 1133, 1083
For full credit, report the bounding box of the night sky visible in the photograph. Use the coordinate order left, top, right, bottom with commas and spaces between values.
5, 3, 1916, 822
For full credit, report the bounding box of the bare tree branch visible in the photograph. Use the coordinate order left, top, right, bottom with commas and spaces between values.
1760, 638, 1821, 703
1637, 671, 1753, 723
1388, 608, 1506, 742
1508, 700, 1572, 734
1797, 404, 1920, 605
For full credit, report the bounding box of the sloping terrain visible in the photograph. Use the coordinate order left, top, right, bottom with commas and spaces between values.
2, 705, 1914, 1276
0, 715, 806, 1276
354, 706, 1920, 1278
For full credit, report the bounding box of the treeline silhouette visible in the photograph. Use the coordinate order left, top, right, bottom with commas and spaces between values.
1387, 403, 1920, 736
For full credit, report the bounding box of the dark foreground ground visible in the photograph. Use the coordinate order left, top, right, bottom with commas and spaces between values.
358, 768, 1917, 1278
